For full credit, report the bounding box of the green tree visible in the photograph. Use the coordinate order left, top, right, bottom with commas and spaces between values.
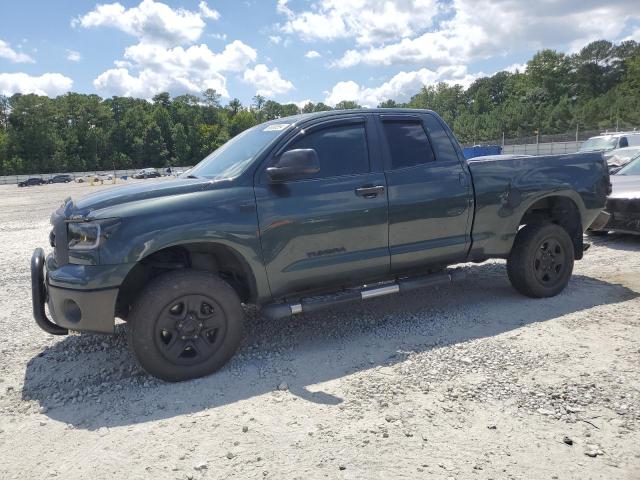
226, 98, 242, 116
334, 100, 361, 110
526, 49, 571, 101
202, 88, 221, 108
230, 110, 257, 137
172, 123, 189, 163
143, 123, 169, 166
378, 99, 399, 108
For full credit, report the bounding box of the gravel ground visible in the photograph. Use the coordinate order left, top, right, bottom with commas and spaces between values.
0, 181, 639, 479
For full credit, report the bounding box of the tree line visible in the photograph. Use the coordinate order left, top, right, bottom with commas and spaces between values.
1, 39, 639, 175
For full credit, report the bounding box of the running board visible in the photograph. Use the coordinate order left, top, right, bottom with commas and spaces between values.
261, 269, 464, 320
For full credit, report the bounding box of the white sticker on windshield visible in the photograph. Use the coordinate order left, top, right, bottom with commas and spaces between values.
264, 123, 290, 131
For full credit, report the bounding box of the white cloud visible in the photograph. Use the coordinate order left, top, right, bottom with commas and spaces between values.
290, 99, 312, 109
305, 50, 321, 59
282, 0, 640, 69
198, 1, 220, 20
0, 72, 73, 97
242, 64, 294, 96
325, 66, 481, 107
278, 0, 441, 46
503, 62, 527, 74
67, 50, 81, 62
623, 26, 640, 42
73, 0, 217, 45
0, 39, 34, 63
276, 0, 292, 16
269, 35, 282, 45
94, 40, 257, 98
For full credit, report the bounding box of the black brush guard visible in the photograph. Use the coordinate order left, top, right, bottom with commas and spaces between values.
31, 248, 68, 335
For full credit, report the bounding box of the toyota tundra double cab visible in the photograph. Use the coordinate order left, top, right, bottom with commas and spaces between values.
31, 109, 610, 381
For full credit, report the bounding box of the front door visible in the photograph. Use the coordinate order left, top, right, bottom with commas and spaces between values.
255, 116, 389, 299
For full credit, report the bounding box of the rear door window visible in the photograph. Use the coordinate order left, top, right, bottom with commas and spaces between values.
423, 114, 461, 163
381, 120, 435, 169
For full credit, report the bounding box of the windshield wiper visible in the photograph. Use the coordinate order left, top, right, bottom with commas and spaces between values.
186, 174, 200, 179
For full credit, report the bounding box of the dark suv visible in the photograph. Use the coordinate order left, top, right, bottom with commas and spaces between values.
48, 174, 74, 184
18, 177, 46, 187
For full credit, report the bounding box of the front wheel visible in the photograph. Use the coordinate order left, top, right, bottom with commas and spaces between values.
127, 270, 245, 382
507, 223, 574, 298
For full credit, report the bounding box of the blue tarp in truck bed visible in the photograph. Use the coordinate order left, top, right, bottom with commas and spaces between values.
463, 145, 502, 159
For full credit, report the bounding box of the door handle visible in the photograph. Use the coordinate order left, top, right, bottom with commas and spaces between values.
355, 185, 385, 198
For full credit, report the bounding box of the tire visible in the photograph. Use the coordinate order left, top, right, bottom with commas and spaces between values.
507, 223, 575, 298
127, 270, 245, 382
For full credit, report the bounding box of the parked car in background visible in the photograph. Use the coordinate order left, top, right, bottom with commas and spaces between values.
18, 177, 46, 187
589, 156, 640, 236
580, 132, 640, 153
76, 173, 113, 183
48, 174, 74, 184
133, 168, 161, 179
75, 174, 94, 183
96, 173, 114, 182
603, 146, 640, 172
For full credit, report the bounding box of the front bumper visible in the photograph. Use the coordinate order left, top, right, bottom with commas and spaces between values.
592, 198, 640, 235
31, 248, 121, 334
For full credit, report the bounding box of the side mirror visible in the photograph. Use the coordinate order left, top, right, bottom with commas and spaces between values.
266, 148, 320, 182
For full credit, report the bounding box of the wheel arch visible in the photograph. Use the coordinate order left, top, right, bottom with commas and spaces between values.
115, 241, 260, 319
517, 193, 585, 260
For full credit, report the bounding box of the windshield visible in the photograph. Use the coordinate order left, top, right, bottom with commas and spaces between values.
616, 157, 640, 175
580, 137, 618, 152
187, 122, 291, 179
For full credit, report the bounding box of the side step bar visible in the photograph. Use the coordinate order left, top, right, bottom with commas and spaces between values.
261, 269, 464, 320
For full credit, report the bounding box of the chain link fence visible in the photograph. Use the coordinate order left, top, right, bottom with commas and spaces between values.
0, 167, 193, 186
461, 125, 640, 156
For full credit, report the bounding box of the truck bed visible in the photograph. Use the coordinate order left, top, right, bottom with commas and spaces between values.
466, 152, 609, 260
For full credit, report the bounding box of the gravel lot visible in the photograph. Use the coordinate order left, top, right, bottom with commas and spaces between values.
0, 181, 639, 479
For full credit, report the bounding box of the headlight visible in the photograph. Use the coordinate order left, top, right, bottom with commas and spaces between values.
67, 218, 120, 250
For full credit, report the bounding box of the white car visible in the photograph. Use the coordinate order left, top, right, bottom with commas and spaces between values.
75, 173, 113, 183
580, 132, 640, 153
604, 146, 640, 171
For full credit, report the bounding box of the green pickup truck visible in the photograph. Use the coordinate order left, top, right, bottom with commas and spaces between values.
31, 109, 610, 381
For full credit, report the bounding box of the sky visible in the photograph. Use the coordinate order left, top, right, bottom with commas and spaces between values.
1, 0, 640, 108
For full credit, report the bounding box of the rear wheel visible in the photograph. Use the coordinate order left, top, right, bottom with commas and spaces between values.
507, 223, 574, 298
127, 270, 244, 382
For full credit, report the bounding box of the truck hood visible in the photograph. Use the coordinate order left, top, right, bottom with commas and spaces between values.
610, 175, 640, 200
73, 178, 223, 215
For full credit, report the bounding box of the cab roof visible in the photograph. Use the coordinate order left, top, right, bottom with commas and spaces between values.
272, 108, 439, 127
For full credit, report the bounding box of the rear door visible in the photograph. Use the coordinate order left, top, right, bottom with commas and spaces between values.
255, 115, 390, 298
377, 113, 473, 273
